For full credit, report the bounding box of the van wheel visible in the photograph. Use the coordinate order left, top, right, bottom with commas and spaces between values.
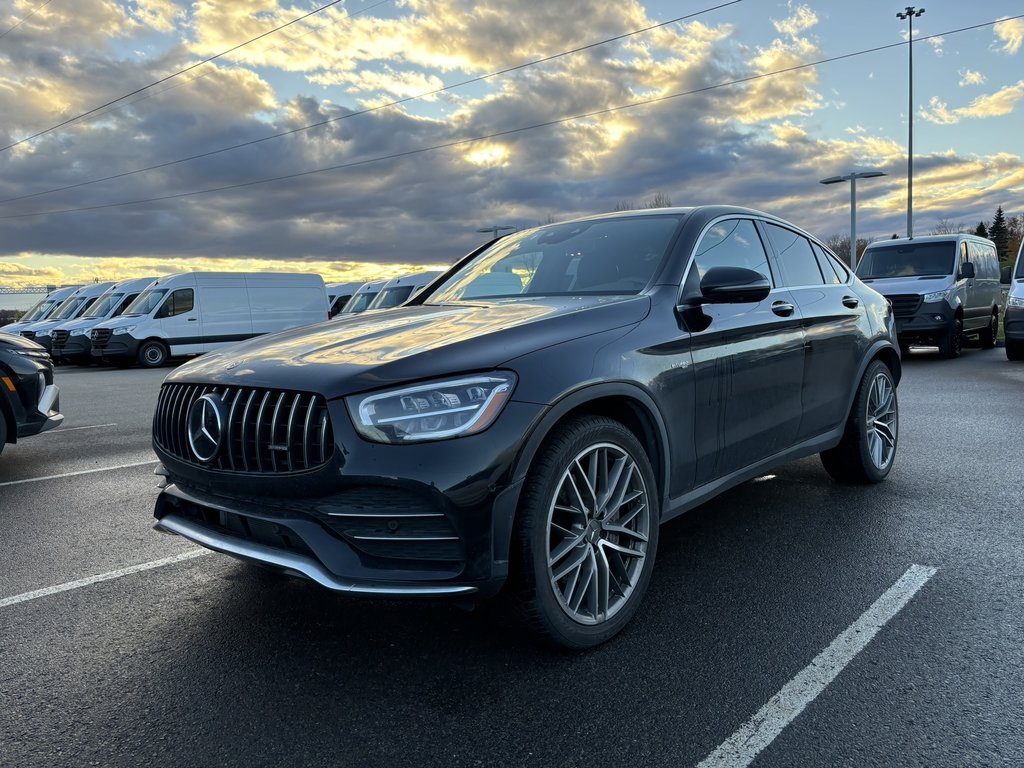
506, 416, 659, 649
978, 312, 998, 349
1008, 340, 1024, 361
138, 341, 168, 368
821, 360, 898, 484
938, 318, 963, 359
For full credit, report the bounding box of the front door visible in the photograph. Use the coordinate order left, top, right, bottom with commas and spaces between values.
155, 287, 202, 356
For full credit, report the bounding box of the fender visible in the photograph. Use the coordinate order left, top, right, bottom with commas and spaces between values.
843, 339, 902, 418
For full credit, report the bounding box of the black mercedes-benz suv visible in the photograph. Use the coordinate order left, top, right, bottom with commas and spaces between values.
151, 207, 901, 648
1, 331, 63, 456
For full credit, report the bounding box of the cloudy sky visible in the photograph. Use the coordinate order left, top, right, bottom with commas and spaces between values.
0, 0, 1022, 295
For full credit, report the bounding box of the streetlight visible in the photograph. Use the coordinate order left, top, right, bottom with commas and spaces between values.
820, 170, 887, 270
897, 5, 925, 239
476, 225, 514, 240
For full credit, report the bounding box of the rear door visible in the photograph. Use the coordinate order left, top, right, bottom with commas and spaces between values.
687, 217, 806, 485
761, 222, 866, 440
968, 241, 999, 324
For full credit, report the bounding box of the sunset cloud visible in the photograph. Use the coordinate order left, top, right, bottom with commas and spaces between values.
994, 17, 1024, 55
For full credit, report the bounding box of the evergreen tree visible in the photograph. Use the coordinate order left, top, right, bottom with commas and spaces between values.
974, 221, 988, 238
989, 206, 1010, 263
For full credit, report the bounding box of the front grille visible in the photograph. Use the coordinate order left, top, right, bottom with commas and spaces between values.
91, 328, 112, 348
316, 486, 464, 562
885, 294, 923, 318
154, 383, 334, 473
21, 330, 36, 340
51, 330, 70, 350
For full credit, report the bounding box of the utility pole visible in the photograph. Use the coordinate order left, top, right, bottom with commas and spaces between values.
897, 5, 925, 239
476, 225, 514, 240
820, 170, 887, 270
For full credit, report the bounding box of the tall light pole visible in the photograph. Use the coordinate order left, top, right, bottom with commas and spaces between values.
477, 225, 514, 240
820, 170, 887, 270
897, 5, 924, 239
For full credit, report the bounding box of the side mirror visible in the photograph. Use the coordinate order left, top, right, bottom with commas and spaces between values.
1001, 265, 1013, 284
959, 262, 976, 280
685, 266, 772, 306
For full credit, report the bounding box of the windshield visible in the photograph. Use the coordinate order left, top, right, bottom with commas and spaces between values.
368, 285, 415, 310
857, 242, 956, 279
82, 292, 124, 319
1016, 254, 1024, 280
427, 216, 681, 303
50, 296, 91, 321
122, 288, 167, 316
343, 291, 379, 313
19, 297, 54, 322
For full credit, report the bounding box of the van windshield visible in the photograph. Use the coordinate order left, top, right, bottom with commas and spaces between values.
82, 292, 124, 319
857, 242, 956, 279
49, 296, 89, 320
368, 285, 415, 310
343, 291, 379, 313
1016, 257, 1024, 280
122, 288, 167, 316
20, 297, 55, 322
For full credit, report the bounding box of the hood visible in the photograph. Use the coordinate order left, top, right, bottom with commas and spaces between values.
168, 295, 650, 398
19, 318, 62, 335
0, 321, 33, 334
858, 275, 952, 295
59, 315, 106, 332
0, 331, 47, 352
93, 315, 141, 330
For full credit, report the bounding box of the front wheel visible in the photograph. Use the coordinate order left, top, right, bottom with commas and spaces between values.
137, 340, 168, 368
938, 318, 963, 359
821, 360, 898, 484
507, 416, 659, 649
978, 312, 998, 350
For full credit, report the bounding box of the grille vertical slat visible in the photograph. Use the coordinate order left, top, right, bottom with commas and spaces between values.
239, 390, 257, 472
302, 395, 317, 470
254, 391, 271, 473
319, 412, 329, 465
285, 393, 302, 472
269, 391, 286, 472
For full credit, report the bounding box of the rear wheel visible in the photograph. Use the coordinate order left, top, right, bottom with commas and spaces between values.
978, 311, 998, 350
821, 360, 898, 484
938, 318, 963, 359
1008, 339, 1024, 361
137, 340, 168, 368
507, 416, 659, 649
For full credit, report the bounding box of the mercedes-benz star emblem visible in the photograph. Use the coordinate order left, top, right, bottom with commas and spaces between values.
187, 393, 224, 462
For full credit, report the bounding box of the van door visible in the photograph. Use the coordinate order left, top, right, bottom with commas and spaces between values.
154, 288, 203, 356
968, 241, 999, 322
198, 283, 253, 352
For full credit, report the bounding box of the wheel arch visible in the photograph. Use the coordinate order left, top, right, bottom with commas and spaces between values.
842, 340, 902, 421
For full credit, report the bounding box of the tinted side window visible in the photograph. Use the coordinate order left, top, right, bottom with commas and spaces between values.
159, 288, 194, 317
692, 219, 773, 283
812, 243, 845, 285
764, 223, 824, 286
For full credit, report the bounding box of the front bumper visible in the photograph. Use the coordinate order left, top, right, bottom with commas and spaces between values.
893, 301, 955, 342
53, 334, 93, 360
1, 355, 62, 439
1004, 304, 1024, 342
91, 335, 140, 360
152, 398, 545, 600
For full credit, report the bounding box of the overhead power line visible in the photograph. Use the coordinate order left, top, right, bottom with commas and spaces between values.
2, 14, 1020, 222
0, 0, 393, 153
0, 0, 742, 206
0, 0, 54, 41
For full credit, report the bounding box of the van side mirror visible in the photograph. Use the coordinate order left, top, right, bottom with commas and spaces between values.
959, 262, 976, 280
683, 266, 772, 306
1001, 265, 1013, 284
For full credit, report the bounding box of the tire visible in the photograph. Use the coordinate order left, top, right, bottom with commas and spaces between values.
938, 318, 963, 359
979, 311, 997, 350
898, 341, 911, 356
506, 415, 660, 649
137, 340, 168, 368
0, 412, 7, 457
1008, 339, 1024, 362
821, 360, 898, 484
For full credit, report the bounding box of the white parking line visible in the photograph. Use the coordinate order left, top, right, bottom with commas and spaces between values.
40, 423, 118, 434
697, 564, 938, 768
0, 459, 158, 488
0, 549, 211, 609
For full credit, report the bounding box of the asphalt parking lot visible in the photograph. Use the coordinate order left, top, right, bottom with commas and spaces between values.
2, 349, 1023, 767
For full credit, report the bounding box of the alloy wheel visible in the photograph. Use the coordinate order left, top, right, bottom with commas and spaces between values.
865, 373, 897, 470
546, 442, 651, 625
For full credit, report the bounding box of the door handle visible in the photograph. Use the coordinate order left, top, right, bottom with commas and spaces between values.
186, 317, 198, 322
842, 295, 860, 309
771, 301, 795, 317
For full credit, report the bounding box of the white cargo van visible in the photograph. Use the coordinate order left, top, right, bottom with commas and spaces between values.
326, 281, 364, 317
90, 272, 328, 367
340, 280, 386, 315
0, 285, 82, 336
51, 277, 157, 364
366, 271, 443, 310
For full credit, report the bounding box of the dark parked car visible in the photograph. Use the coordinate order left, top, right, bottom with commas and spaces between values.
151, 207, 901, 648
0, 332, 63, 456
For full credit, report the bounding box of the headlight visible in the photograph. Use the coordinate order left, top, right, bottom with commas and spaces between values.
347, 372, 517, 444
112, 326, 136, 335
922, 289, 949, 303
13, 348, 50, 360
36, 329, 52, 338
70, 328, 87, 336
1008, 296, 1024, 308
